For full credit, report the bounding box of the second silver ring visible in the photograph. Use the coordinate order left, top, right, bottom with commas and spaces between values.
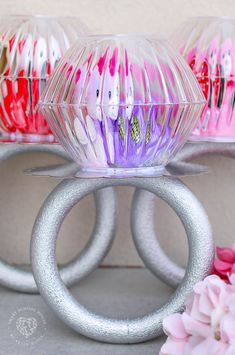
132, 142, 231, 288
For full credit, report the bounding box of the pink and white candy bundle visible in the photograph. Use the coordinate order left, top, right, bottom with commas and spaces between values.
171, 17, 235, 142
40, 35, 204, 175
0, 15, 87, 143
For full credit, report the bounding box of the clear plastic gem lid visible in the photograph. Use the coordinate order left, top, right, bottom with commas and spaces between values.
39, 34, 205, 176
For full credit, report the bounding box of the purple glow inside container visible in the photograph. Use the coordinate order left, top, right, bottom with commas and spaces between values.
39, 34, 205, 177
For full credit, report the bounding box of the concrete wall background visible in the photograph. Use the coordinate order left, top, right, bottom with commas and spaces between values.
0, 0, 234, 268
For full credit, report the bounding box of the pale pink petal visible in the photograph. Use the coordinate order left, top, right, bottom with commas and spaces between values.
224, 293, 235, 315
187, 295, 210, 323
208, 281, 228, 308
198, 291, 214, 318
225, 345, 235, 355
183, 335, 203, 351
193, 279, 207, 294
163, 314, 187, 339
190, 337, 228, 355
182, 313, 212, 338
220, 313, 235, 341
160, 336, 187, 355
230, 273, 235, 285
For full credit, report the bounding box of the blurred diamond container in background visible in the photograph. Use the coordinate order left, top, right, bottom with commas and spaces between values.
171, 17, 235, 142
0, 15, 88, 143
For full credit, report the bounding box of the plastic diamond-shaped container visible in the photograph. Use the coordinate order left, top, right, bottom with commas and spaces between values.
171, 17, 235, 142
0, 15, 88, 143
39, 34, 205, 177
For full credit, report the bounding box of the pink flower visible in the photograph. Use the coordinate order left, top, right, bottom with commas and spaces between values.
213, 245, 235, 283
160, 275, 235, 355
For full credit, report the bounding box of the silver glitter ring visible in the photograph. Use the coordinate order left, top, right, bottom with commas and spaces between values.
31, 177, 214, 343
0, 144, 116, 293
132, 142, 231, 288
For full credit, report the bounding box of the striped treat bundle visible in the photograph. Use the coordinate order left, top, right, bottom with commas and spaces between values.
0, 15, 87, 143
171, 17, 235, 142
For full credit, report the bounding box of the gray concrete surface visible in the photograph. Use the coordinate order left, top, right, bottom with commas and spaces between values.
0, 268, 171, 355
